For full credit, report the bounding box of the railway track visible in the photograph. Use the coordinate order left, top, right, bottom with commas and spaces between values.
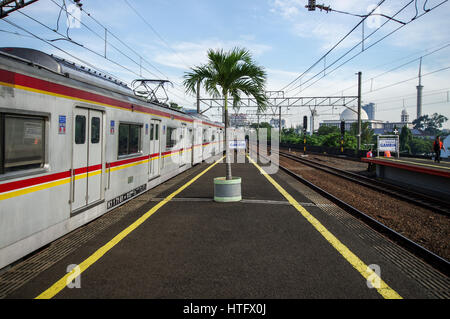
261, 152, 450, 276
278, 151, 450, 216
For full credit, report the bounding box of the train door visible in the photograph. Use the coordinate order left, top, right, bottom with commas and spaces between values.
180, 123, 187, 167
72, 107, 104, 212
149, 119, 161, 179
189, 128, 194, 164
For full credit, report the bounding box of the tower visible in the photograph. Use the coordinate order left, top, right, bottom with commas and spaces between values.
401, 109, 409, 123
416, 57, 423, 119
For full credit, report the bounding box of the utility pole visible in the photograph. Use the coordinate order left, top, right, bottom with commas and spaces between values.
416, 57, 423, 120
357, 71, 362, 151
279, 105, 282, 143
196, 81, 200, 113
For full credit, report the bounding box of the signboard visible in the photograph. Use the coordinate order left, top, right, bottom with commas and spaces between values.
110, 120, 115, 135
58, 115, 66, 134
377, 135, 399, 158
229, 140, 246, 149
378, 139, 397, 151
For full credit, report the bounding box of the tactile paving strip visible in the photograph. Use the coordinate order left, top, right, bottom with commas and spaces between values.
0, 164, 206, 299
279, 169, 450, 299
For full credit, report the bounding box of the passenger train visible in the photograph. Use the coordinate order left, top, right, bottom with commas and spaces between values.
0, 47, 224, 270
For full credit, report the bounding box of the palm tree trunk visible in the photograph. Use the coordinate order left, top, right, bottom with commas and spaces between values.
224, 94, 232, 180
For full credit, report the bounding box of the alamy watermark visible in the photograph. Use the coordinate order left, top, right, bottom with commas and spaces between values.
66, 264, 81, 289
366, 264, 381, 289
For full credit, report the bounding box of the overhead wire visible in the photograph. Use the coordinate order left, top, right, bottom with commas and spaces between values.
284, 0, 448, 98
328, 43, 450, 96
288, 0, 415, 96
279, 0, 386, 93
53, 0, 193, 104
2, 17, 127, 84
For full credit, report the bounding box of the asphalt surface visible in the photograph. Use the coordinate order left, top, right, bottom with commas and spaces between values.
5, 157, 442, 299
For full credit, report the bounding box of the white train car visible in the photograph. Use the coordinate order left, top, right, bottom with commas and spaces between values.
0, 48, 224, 270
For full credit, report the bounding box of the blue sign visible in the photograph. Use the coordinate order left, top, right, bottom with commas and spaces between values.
110, 120, 115, 134
58, 115, 66, 134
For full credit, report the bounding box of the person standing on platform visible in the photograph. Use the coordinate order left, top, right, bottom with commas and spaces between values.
366, 149, 374, 171
433, 136, 443, 163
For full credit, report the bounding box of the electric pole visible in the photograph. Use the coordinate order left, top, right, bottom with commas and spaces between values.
357, 71, 362, 151
196, 81, 200, 113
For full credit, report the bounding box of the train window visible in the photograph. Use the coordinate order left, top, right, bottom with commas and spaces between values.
0, 114, 45, 173
118, 123, 142, 156
91, 117, 100, 144
166, 127, 177, 148
203, 129, 209, 143
150, 124, 154, 141
155, 124, 159, 140
75, 115, 86, 144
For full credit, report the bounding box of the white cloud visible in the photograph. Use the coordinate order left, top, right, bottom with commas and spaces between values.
152, 39, 272, 70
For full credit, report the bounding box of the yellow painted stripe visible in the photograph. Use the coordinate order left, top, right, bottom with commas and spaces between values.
0, 177, 70, 201
109, 159, 149, 173
379, 157, 450, 170
35, 155, 224, 299
247, 155, 402, 299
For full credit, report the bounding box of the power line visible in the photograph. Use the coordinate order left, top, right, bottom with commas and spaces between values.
329, 43, 450, 95
288, 0, 415, 95
123, 0, 190, 70
2, 17, 127, 83
368, 88, 450, 104
364, 66, 450, 94
279, 0, 386, 92
62, 0, 168, 81
50, 0, 193, 104
284, 0, 448, 98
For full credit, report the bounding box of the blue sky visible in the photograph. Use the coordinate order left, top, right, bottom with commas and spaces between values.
1, 0, 449, 128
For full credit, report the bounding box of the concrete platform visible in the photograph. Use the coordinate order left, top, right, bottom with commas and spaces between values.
2, 156, 449, 299
362, 157, 450, 196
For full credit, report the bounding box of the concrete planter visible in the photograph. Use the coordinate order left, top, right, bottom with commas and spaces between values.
213, 177, 242, 202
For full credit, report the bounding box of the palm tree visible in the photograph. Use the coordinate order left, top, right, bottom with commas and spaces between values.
183, 47, 268, 180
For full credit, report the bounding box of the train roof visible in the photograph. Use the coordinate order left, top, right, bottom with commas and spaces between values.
0, 47, 223, 127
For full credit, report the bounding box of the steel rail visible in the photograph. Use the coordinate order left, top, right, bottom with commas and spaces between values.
278, 151, 450, 216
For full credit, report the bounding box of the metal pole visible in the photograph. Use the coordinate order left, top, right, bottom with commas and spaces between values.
357, 71, 362, 151
196, 81, 200, 113
279, 105, 282, 143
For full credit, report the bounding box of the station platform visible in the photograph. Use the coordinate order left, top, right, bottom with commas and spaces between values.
1, 155, 448, 299
362, 156, 450, 196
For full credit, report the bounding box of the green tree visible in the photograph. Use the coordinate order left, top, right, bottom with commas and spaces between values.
350, 122, 374, 147
410, 137, 433, 155
317, 125, 339, 136
413, 113, 448, 135
399, 125, 412, 154
184, 47, 267, 180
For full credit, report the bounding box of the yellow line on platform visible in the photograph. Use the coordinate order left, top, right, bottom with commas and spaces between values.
35, 156, 224, 299
378, 157, 449, 170
247, 155, 402, 300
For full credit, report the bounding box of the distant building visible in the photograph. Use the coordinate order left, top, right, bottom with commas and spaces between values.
230, 113, 249, 127
270, 118, 286, 129
401, 108, 409, 123
362, 103, 376, 120
319, 106, 413, 134
319, 106, 383, 131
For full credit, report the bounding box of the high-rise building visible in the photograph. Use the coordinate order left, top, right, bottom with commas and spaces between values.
362, 103, 376, 120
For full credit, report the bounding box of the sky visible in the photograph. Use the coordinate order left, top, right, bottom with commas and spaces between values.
1, 0, 449, 129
